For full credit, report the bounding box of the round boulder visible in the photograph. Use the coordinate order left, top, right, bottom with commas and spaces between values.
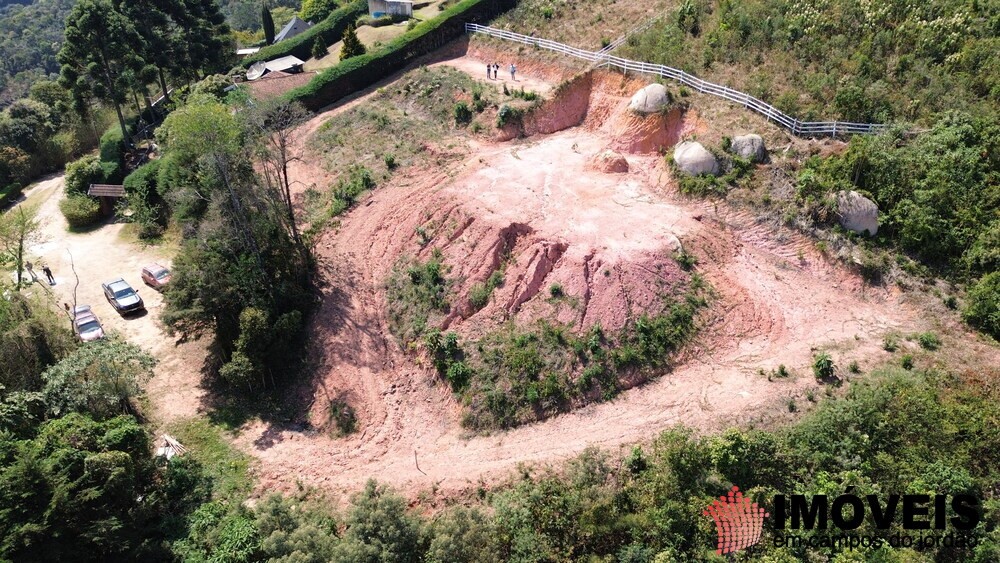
673, 141, 719, 176
835, 190, 879, 236
589, 150, 629, 173
629, 83, 671, 114
729, 133, 767, 163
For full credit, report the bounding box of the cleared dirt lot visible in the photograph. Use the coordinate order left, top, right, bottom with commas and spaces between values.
18, 176, 207, 423
233, 52, 944, 501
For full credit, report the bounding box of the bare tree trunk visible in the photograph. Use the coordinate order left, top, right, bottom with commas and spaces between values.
157, 67, 170, 104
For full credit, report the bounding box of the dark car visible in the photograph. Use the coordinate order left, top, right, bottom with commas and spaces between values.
102, 278, 145, 314
72, 305, 105, 342
141, 264, 171, 290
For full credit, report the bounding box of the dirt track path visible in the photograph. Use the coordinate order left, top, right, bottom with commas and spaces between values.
237, 55, 927, 499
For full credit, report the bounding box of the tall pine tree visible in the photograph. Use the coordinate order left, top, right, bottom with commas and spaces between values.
311, 36, 328, 59
262, 3, 275, 45
340, 24, 366, 60
58, 0, 145, 145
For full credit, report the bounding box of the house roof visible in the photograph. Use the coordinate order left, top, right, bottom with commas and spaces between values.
88, 184, 125, 197
246, 71, 317, 101
264, 55, 306, 73
274, 16, 313, 42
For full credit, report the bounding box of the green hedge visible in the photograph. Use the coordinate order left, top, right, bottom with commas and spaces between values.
99, 126, 125, 166
283, 0, 517, 110
59, 195, 102, 229
240, 0, 368, 68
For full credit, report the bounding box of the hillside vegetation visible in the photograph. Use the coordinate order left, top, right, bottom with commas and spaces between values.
114, 367, 1000, 562
621, 0, 1000, 124
0, 0, 74, 106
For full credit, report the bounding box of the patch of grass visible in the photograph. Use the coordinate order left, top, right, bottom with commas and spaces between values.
386, 250, 452, 346
883, 335, 899, 352
167, 418, 254, 499
548, 283, 564, 298
675, 249, 698, 271
901, 354, 914, 370
916, 332, 941, 351
469, 268, 505, 311
460, 290, 706, 432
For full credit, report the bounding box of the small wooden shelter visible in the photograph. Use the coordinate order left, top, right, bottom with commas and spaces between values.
88, 184, 126, 216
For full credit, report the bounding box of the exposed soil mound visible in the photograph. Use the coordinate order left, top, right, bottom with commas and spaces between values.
494, 69, 700, 154
588, 150, 629, 173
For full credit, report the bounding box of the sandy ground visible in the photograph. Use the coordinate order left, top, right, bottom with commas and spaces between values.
15, 176, 208, 423
233, 52, 946, 501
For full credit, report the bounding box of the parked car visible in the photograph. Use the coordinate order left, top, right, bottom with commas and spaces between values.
72, 305, 105, 341
141, 264, 171, 290
102, 278, 145, 314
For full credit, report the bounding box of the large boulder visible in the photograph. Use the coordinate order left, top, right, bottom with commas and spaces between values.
835, 191, 879, 236
730, 134, 767, 163
629, 83, 671, 114
673, 141, 719, 176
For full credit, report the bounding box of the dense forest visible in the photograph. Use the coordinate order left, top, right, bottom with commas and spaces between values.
0, 0, 75, 105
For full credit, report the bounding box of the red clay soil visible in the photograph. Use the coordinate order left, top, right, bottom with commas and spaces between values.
233, 52, 950, 502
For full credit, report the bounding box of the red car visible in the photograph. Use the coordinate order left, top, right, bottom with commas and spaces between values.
73, 305, 105, 342
141, 264, 171, 290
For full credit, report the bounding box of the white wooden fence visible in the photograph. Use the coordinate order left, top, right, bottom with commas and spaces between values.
465, 23, 888, 137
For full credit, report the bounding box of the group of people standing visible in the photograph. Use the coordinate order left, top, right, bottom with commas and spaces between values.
24, 261, 56, 285
486, 62, 517, 81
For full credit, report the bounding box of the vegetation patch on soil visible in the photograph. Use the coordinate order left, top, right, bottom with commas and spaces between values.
388, 253, 707, 431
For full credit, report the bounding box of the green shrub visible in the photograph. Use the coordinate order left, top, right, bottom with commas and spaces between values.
901, 354, 914, 370
468, 269, 503, 311
328, 400, 357, 436
883, 334, 899, 352
64, 155, 104, 196
340, 24, 366, 60
812, 352, 835, 379
964, 272, 1000, 339
495, 104, 521, 128
123, 160, 165, 239
916, 332, 941, 351
99, 126, 125, 167
312, 36, 329, 59
453, 101, 472, 125
59, 195, 101, 228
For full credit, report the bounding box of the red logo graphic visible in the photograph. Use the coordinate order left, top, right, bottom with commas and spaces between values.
703, 485, 769, 555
